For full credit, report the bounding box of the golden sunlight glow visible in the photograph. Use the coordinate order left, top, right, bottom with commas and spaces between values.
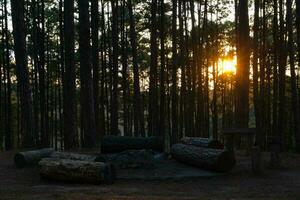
220, 58, 236, 74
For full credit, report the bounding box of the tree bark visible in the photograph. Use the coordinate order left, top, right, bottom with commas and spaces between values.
128, 0, 145, 137
14, 148, 55, 168
286, 0, 300, 153
79, 0, 97, 147
149, 0, 159, 136
11, 0, 35, 148
180, 137, 224, 149
63, 0, 78, 149
235, 0, 250, 128
39, 158, 115, 184
171, 144, 236, 172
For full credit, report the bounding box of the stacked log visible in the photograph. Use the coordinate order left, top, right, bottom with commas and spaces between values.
14, 148, 55, 168
39, 158, 115, 184
101, 136, 163, 153
180, 137, 224, 149
171, 144, 235, 172
50, 152, 98, 162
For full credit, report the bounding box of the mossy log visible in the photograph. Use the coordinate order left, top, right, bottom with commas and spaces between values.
50, 152, 98, 162
14, 148, 55, 168
171, 144, 235, 172
39, 158, 115, 184
101, 136, 163, 153
180, 137, 224, 149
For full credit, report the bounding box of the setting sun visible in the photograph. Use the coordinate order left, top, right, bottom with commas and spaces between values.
221, 59, 236, 74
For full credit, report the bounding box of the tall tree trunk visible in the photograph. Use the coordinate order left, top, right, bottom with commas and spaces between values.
91, 0, 100, 137
63, 0, 78, 149
287, 0, 300, 152
39, 0, 48, 147
272, 0, 279, 140
278, 0, 287, 150
110, 1, 119, 136
160, 0, 169, 150
149, 0, 159, 136
11, 0, 35, 148
4, 0, 12, 150
171, 0, 178, 143
79, 0, 97, 147
235, 0, 250, 128
253, 0, 261, 146
128, 0, 145, 137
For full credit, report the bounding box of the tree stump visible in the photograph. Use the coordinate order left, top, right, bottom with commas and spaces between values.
39, 158, 115, 184
171, 144, 236, 172
14, 148, 55, 168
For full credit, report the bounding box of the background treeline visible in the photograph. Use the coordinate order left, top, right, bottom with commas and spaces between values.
0, 0, 299, 152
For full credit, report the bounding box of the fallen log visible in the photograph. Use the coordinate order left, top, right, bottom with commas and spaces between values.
101, 136, 163, 153
171, 144, 235, 172
39, 158, 115, 184
14, 148, 55, 168
50, 152, 98, 162
180, 137, 224, 149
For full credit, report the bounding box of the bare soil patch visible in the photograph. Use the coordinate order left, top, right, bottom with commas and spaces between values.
1, 151, 300, 200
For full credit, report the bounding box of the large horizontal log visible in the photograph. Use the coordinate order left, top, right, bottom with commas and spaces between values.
50, 152, 98, 162
180, 137, 224, 149
101, 136, 163, 153
39, 158, 115, 184
14, 148, 55, 168
171, 144, 235, 172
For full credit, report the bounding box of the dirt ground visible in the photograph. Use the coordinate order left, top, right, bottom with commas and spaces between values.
1, 151, 300, 200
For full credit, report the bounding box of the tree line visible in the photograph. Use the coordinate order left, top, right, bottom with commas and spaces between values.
0, 0, 299, 152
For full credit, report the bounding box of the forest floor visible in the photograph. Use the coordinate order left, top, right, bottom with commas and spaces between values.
1, 150, 300, 200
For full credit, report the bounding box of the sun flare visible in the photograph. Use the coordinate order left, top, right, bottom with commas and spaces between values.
221, 59, 236, 74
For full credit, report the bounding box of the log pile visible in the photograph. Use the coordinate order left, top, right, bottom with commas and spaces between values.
39, 158, 115, 184
171, 144, 235, 172
180, 137, 224, 149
